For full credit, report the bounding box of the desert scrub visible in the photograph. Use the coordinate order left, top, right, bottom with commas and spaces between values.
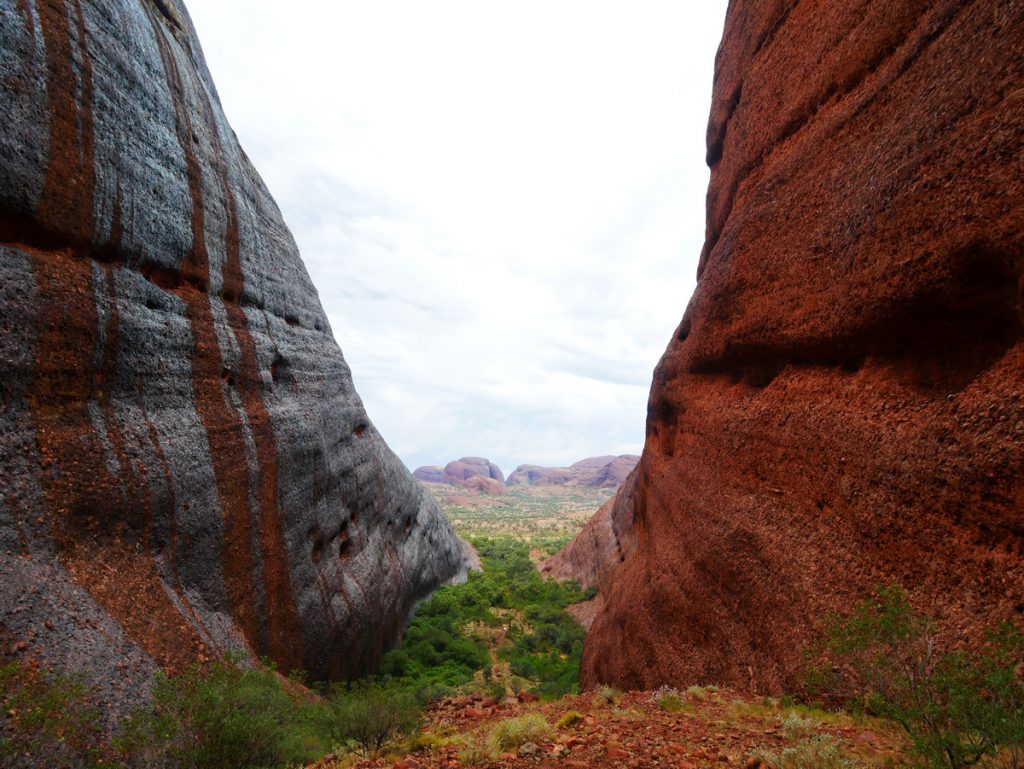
327, 678, 422, 759
651, 686, 689, 713
380, 537, 588, 698
118, 656, 330, 768
487, 714, 549, 753
808, 584, 1024, 769
781, 712, 821, 739
753, 735, 861, 769
594, 685, 622, 705
555, 710, 583, 728
0, 661, 114, 769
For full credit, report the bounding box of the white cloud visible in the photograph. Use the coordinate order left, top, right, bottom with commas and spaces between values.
186, 0, 728, 474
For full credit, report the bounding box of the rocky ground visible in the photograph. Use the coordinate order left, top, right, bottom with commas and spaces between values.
311, 687, 903, 769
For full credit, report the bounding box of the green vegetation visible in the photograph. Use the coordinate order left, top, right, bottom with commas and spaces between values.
0, 661, 114, 769
487, 713, 549, 753
426, 483, 611, 545
808, 584, 1024, 769
381, 537, 590, 699
652, 686, 689, 713
753, 735, 863, 769
325, 678, 422, 758
118, 656, 330, 768
0, 655, 424, 768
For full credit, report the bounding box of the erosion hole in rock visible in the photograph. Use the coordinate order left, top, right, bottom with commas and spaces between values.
270, 353, 287, 383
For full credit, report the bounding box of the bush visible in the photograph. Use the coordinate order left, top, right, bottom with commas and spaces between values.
327, 678, 422, 759
0, 661, 114, 769
118, 656, 328, 768
753, 735, 861, 769
809, 584, 1024, 769
555, 710, 583, 728
379, 537, 588, 697
781, 712, 820, 740
487, 714, 549, 754
653, 687, 688, 713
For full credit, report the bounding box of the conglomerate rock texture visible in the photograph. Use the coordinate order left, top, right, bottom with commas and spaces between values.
578, 0, 1024, 692
0, 0, 466, 713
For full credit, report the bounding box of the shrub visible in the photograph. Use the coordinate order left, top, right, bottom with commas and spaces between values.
487, 714, 549, 754
327, 678, 422, 759
781, 712, 820, 740
753, 735, 861, 769
555, 710, 583, 729
655, 688, 689, 713
0, 661, 114, 769
596, 685, 622, 705
809, 584, 1024, 769
118, 656, 328, 768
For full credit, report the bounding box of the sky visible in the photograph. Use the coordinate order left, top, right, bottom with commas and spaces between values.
185, 1, 729, 475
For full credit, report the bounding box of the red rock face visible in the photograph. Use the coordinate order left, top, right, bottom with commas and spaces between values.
442, 457, 505, 485
540, 469, 639, 591
578, 0, 1024, 692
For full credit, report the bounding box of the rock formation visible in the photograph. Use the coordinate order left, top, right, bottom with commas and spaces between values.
442, 457, 505, 485
576, 0, 1024, 692
539, 470, 639, 591
459, 476, 505, 496
0, 0, 467, 714
506, 455, 639, 489
413, 466, 445, 483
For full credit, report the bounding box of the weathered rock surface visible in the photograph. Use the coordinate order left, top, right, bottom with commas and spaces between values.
0, 0, 467, 713
459, 476, 505, 496
539, 469, 639, 592
413, 466, 445, 483
442, 457, 504, 485
578, 0, 1024, 692
506, 455, 639, 489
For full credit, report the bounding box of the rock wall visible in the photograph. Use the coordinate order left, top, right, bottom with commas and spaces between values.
579, 0, 1024, 692
0, 0, 467, 713
540, 469, 639, 591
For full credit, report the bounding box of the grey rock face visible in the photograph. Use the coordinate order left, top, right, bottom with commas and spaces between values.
0, 0, 467, 712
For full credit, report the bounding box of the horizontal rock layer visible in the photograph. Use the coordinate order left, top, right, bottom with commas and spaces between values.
579, 0, 1024, 691
0, 0, 466, 713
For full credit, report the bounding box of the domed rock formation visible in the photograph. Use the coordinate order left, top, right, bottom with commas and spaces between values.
459, 476, 505, 495
576, 0, 1024, 692
506, 455, 639, 489
0, 0, 467, 715
442, 457, 505, 485
413, 466, 445, 483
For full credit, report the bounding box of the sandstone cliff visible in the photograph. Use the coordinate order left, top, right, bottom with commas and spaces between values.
0, 0, 467, 712
578, 0, 1024, 692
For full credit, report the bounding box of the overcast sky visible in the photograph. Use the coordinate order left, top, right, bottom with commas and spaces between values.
185, 1, 728, 475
